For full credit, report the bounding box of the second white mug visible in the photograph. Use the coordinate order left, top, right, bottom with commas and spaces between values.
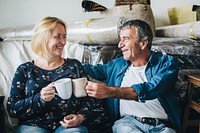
72, 77, 87, 98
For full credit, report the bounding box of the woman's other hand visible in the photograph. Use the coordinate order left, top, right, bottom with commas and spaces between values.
60, 114, 85, 128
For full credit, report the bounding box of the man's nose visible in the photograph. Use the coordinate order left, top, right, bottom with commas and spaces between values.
118, 40, 123, 48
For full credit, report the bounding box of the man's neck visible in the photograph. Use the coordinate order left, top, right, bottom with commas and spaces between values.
132, 50, 151, 67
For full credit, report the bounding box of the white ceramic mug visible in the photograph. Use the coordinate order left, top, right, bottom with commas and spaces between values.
53, 78, 72, 99
72, 77, 87, 98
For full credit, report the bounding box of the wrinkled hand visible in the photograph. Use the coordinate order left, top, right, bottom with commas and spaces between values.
85, 81, 109, 99
60, 114, 84, 128
40, 83, 55, 102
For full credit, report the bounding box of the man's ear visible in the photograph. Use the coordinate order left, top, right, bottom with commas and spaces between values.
140, 39, 148, 50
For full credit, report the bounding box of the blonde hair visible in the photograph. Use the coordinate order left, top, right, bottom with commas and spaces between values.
31, 16, 66, 58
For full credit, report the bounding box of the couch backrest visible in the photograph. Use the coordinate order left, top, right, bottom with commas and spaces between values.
0, 40, 36, 128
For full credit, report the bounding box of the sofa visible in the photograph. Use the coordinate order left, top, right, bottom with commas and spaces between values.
1, 31, 200, 133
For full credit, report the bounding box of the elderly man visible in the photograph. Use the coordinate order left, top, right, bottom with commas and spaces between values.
84, 19, 181, 133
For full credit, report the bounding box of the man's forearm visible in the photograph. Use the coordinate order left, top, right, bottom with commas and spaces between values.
108, 86, 138, 100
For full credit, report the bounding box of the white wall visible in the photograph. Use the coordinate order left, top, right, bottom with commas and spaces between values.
0, 0, 115, 28
0, 0, 200, 28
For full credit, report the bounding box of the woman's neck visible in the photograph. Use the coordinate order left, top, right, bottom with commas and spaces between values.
35, 57, 64, 70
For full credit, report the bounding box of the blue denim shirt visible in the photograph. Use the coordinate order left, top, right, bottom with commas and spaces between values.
83, 51, 181, 127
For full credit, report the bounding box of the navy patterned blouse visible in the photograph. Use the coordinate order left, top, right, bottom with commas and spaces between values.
7, 58, 95, 131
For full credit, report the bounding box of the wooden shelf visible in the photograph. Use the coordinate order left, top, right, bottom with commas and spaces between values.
191, 100, 200, 113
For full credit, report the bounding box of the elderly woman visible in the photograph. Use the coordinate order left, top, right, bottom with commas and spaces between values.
7, 16, 96, 133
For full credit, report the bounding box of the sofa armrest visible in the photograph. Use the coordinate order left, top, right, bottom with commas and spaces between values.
0, 96, 6, 133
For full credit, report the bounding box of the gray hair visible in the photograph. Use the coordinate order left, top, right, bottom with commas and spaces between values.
119, 19, 153, 50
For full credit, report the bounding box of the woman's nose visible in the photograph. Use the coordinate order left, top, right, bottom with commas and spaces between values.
60, 37, 66, 44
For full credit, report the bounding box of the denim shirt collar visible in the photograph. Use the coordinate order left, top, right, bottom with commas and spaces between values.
118, 51, 156, 74
117, 51, 158, 83
117, 60, 131, 77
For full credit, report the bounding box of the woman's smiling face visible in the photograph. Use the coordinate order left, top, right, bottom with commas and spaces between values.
46, 23, 66, 58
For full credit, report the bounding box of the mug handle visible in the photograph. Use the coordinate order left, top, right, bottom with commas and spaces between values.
52, 84, 59, 97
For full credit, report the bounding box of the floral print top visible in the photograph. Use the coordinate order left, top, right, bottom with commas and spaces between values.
7, 58, 95, 131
